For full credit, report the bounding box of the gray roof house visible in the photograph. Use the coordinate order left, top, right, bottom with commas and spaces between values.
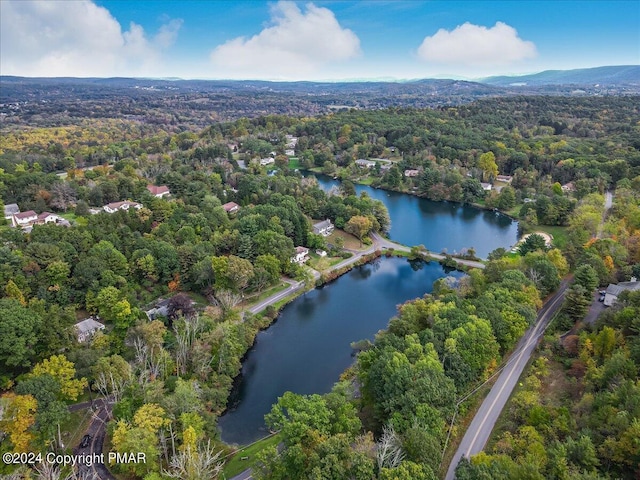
145, 298, 171, 320
4, 203, 19, 220
355, 159, 376, 168
75, 317, 105, 342
604, 280, 640, 306
313, 219, 334, 237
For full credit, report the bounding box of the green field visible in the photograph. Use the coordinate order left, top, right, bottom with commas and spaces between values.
535, 225, 569, 249
288, 157, 301, 169
222, 433, 282, 478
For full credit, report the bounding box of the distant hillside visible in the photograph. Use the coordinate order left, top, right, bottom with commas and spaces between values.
2, 68, 639, 126
482, 65, 640, 86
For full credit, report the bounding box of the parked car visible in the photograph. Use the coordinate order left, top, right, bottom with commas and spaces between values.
80, 434, 92, 449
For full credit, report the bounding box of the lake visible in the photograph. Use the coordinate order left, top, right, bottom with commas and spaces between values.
313, 174, 519, 259
218, 257, 464, 445
218, 179, 519, 445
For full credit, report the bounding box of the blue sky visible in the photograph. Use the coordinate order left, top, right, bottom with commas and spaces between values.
1, 1, 638, 80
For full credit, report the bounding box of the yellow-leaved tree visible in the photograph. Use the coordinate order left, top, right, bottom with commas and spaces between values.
31, 354, 88, 401
0, 393, 37, 452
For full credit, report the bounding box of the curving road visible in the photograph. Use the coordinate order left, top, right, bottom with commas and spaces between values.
370, 233, 485, 269
445, 279, 570, 480
72, 398, 115, 480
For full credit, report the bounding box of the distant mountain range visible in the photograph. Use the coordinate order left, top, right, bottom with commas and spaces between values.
2, 65, 639, 91
1, 66, 638, 125
481, 65, 640, 86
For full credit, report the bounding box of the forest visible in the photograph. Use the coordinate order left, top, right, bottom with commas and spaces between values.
0, 94, 639, 479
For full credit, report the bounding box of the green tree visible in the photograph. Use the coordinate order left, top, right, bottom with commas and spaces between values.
518, 234, 548, 256
478, 151, 498, 182
0, 299, 42, 372
345, 215, 373, 245
573, 264, 599, 292
31, 354, 87, 401
563, 285, 591, 321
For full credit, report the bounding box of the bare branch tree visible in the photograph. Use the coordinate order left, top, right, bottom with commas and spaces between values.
376, 424, 404, 470
163, 441, 224, 480
213, 289, 242, 311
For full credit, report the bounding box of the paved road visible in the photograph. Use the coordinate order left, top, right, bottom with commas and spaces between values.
597, 190, 613, 239
445, 280, 570, 480
370, 233, 485, 269
72, 398, 115, 480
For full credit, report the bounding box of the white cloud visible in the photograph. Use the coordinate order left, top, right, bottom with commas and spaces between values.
210, 1, 361, 79
0, 0, 182, 77
417, 22, 537, 67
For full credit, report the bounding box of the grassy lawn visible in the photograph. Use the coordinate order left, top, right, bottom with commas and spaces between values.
506, 205, 522, 217
187, 291, 209, 306
327, 229, 367, 251
59, 212, 88, 226
59, 408, 94, 451
241, 282, 290, 309
536, 225, 569, 249
356, 176, 374, 186
307, 253, 346, 271
222, 433, 282, 478
288, 157, 301, 169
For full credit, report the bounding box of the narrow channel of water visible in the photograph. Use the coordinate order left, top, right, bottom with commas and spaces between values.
218, 257, 464, 445
313, 174, 519, 259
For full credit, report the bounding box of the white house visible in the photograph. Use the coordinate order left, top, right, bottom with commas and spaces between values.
481, 183, 493, 191
291, 246, 309, 264
316, 249, 327, 257
496, 175, 513, 183
561, 182, 576, 193
313, 219, 334, 237
260, 158, 275, 166
103, 201, 143, 213
147, 184, 171, 198
355, 159, 376, 168
37, 212, 64, 224
12, 210, 38, 227
285, 149, 296, 156
75, 317, 105, 342
404, 169, 420, 177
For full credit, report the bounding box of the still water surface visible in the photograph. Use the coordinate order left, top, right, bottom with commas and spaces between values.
313, 174, 519, 259
218, 180, 519, 444
218, 257, 463, 444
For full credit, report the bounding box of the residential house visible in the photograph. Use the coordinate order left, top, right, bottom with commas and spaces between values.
4, 203, 19, 221
285, 149, 296, 156
260, 158, 275, 166
75, 317, 105, 342
103, 201, 143, 213
285, 135, 298, 149
561, 182, 576, 193
147, 184, 171, 198
603, 279, 640, 307
481, 183, 493, 191
404, 169, 420, 177
496, 175, 513, 183
380, 164, 392, 172
12, 210, 37, 227
291, 246, 309, 264
223, 201, 240, 214
355, 159, 376, 168
145, 298, 171, 321
313, 219, 334, 237
34, 212, 70, 227
316, 249, 327, 257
